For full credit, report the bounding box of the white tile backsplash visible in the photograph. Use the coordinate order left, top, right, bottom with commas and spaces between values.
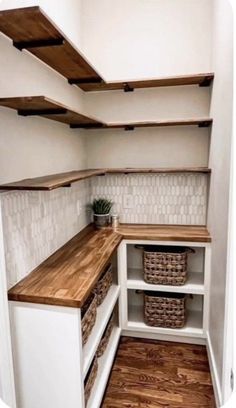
1, 173, 208, 287
91, 174, 208, 225
1, 180, 91, 288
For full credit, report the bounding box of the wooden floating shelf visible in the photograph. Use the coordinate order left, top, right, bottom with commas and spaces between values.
0, 96, 213, 129
0, 7, 214, 92
0, 96, 102, 128
96, 118, 213, 130
0, 170, 105, 191
0, 167, 211, 191
0, 6, 103, 85
77, 73, 215, 92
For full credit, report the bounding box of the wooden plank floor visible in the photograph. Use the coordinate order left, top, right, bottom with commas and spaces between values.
102, 337, 216, 408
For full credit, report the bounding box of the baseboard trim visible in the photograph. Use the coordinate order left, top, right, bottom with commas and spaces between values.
122, 330, 206, 345
206, 331, 222, 407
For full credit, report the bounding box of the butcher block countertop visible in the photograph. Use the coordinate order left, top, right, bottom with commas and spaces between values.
8, 224, 211, 308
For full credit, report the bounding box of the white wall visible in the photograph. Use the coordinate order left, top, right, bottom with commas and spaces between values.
81, 0, 213, 81
0, 0, 87, 184
82, 0, 213, 169
84, 85, 211, 168
207, 0, 233, 405
86, 127, 210, 169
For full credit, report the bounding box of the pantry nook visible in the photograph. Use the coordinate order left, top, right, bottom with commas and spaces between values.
0, 1, 234, 408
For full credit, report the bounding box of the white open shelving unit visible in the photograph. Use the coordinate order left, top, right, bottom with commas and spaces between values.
83, 284, 120, 378
127, 268, 205, 294
118, 239, 211, 345
86, 326, 121, 408
9, 276, 121, 408
127, 305, 203, 338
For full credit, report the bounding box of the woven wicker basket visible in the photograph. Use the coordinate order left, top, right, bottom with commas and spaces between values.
143, 246, 194, 286
144, 291, 186, 329
97, 313, 114, 358
81, 293, 97, 346
95, 264, 113, 306
84, 356, 98, 406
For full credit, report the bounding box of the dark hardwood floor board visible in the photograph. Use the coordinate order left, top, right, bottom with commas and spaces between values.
102, 337, 216, 408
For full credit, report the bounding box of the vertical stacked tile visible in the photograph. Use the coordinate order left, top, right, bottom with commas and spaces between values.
0, 180, 91, 288
91, 174, 208, 225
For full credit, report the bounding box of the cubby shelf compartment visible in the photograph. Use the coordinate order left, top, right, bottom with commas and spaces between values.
86, 326, 121, 408
0, 167, 211, 191
0, 96, 213, 130
83, 285, 120, 379
0, 7, 214, 92
127, 305, 204, 338
127, 268, 205, 295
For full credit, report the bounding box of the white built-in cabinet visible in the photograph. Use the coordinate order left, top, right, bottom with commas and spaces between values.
9, 238, 211, 408
10, 285, 120, 408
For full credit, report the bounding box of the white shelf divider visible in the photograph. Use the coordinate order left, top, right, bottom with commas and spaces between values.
127, 268, 205, 294
83, 285, 120, 379
86, 326, 121, 408
126, 305, 204, 338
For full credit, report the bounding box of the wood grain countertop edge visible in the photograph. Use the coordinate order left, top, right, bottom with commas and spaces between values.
8, 224, 211, 308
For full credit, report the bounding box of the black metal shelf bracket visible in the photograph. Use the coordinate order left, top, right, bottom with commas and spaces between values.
68, 77, 103, 85
13, 38, 64, 51
198, 121, 212, 128
18, 108, 67, 116
123, 83, 134, 92
124, 125, 135, 131
70, 123, 104, 129
199, 76, 213, 87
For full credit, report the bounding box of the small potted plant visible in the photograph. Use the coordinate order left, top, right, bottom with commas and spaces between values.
90, 198, 113, 229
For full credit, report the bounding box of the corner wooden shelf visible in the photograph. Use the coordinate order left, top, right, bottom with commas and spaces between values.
0, 167, 211, 191
0, 96, 102, 128
0, 169, 105, 191
0, 7, 214, 92
71, 118, 213, 130
0, 95, 213, 130
77, 73, 215, 92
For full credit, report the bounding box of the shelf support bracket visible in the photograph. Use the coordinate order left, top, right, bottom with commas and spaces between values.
124, 125, 135, 131
18, 108, 67, 116
13, 38, 65, 51
198, 121, 212, 128
123, 83, 134, 92
70, 123, 104, 129
68, 77, 103, 85
199, 76, 213, 87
